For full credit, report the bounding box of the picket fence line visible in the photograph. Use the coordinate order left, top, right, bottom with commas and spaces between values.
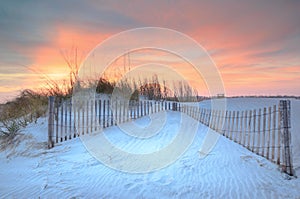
47, 97, 293, 176
179, 100, 293, 176
48, 97, 179, 145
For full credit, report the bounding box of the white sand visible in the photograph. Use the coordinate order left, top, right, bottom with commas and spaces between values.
0, 98, 300, 198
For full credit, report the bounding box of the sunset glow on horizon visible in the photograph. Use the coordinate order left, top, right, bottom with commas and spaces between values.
0, 0, 299, 102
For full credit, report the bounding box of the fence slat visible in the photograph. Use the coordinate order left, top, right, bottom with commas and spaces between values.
48, 96, 55, 149
99, 100, 102, 130
262, 107, 266, 157
208, 108, 211, 127
107, 100, 111, 127
211, 109, 215, 130
102, 100, 105, 128
266, 107, 271, 160
202, 108, 205, 125
247, 110, 252, 150
242, 110, 247, 147
60, 102, 64, 141
112, 100, 115, 125
251, 109, 256, 152
73, 100, 77, 138
215, 110, 220, 132
230, 111, 235, 140
86, 100, 90, 134
217, 110, 222, 133
55, 100, 59, 143
256, 109, 261, 154
63, 102, 67, 141
279, 100, 293, 175
223, 111, 227, 136
90, 99, 94, 133
271, 105, 276, 162
277, 105, 281, 165
239, 111, 244, 145
228, 110, 232, 138
235, 111, 239, 143
77, 104, 80, 137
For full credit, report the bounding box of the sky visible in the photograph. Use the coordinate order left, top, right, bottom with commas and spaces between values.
0, 0, 299, 102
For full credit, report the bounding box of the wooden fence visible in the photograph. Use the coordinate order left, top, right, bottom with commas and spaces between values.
47, 97, 293, 176
48, 96, 179, 146
179, 100, 293, 176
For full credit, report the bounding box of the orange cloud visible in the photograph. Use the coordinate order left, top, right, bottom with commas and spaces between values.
9, 0, 300, 97
26, 25, 111, 89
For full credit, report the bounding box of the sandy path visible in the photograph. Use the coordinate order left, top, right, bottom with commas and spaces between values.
1, 111, 300, 198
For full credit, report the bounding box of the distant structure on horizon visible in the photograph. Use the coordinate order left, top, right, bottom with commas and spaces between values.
217, 93, 225, 98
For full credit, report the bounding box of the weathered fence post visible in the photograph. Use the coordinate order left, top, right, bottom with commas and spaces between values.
172, 102, 177, 111
279, 100, 293, 176
48, 96, 55, 149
